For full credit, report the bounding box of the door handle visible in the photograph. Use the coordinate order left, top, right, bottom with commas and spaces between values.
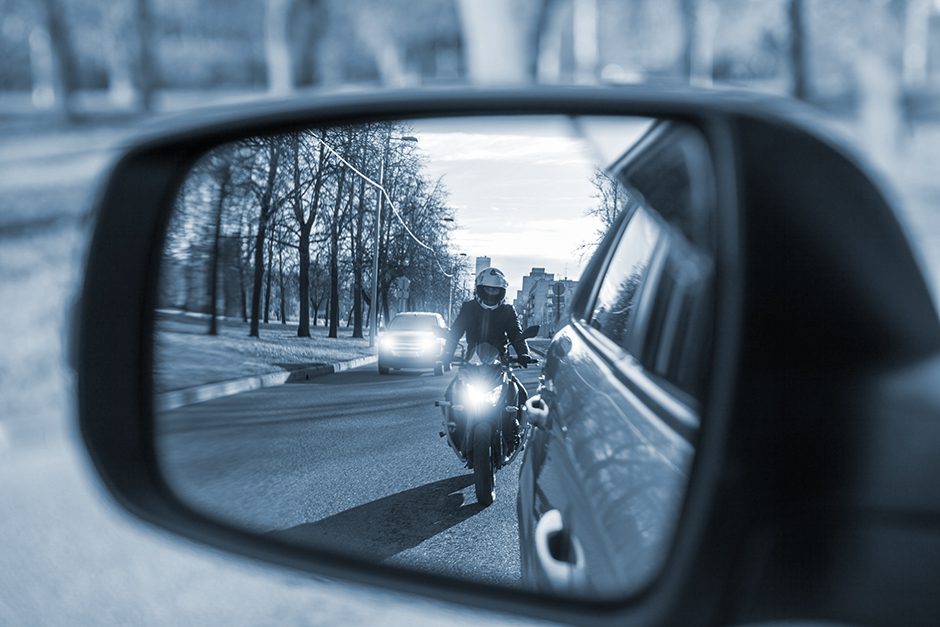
534, 509, 586, 592
525, 394, 551, 429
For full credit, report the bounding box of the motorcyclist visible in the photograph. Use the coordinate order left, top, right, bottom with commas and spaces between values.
443, 267, 534, 444
443, 266, 535, 369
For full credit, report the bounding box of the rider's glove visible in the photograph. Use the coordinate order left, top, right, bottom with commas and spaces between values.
517, 354, 534, 368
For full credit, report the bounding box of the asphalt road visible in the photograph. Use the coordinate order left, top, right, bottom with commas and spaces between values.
158, 363, 542, 588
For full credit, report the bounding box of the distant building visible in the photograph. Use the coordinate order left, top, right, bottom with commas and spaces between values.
513, 267, 578, 337
474, 256, 491, 276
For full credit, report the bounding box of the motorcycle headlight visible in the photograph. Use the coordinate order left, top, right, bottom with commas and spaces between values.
462, 383, 503, 410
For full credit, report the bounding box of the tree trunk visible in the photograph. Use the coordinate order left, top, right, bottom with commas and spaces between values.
250, 218, 267, 337
297, 223, 312, 332
265, 0, 294, 94
250, 145, 280, 337
131, 0, 157, 111
328, 169, 348, 338
207, 165, 232, 335
351, 176, 366, 338
106, 0, 156, 110
456, 0, 541, 83
34, 0, 78, 120
902, 0, 930, 90
238, 227, 249, 322
680, 0, 718, 86
278, 244, 287, 324
788, 0, 810, 100
295, 134, 326, 337
572, 0, 599, 83
263, 234, 273, 324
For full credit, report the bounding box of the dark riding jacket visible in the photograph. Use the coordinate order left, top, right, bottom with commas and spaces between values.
444, 299, 530, 361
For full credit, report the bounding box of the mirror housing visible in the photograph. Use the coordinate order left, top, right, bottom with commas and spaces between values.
75, 87, 940, 626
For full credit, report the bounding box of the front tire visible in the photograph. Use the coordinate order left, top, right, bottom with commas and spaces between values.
473, 424, 495, 506
433, 362, 444, 376
378, 362, 390, 375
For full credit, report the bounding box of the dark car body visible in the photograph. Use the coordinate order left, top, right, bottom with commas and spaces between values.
518, 121, 716, 597
377, 312, 448, 374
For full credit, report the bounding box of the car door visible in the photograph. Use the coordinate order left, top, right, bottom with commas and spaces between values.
519, 125, 714, 598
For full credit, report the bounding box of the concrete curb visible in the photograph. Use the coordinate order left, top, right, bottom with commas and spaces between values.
156, 354, 377, 412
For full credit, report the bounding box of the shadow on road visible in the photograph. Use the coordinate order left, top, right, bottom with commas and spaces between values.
265, 475, 484, 562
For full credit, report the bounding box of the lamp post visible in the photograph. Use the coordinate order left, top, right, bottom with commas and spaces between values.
368, 134, 418, 348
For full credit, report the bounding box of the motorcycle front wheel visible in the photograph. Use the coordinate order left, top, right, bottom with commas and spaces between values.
472, 424, 495, 506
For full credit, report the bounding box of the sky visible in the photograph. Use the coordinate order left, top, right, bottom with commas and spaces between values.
411, 115, 651, 298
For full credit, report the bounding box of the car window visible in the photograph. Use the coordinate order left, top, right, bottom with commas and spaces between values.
640, 231, 714, 399
587, 206, 662, 349
591, 121, 716, 402
388, 316, 439, 331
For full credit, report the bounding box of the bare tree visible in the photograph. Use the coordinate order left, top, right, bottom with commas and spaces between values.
580, 169, 631, 257
349, 155, 369, 338
263, 229, 275, 324
327, 135, 351, 338
207, 157, 234, 335
249, 141, 281, 337
293, 131, 328, 337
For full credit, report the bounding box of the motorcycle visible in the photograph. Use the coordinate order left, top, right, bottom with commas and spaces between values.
434, 326, 539, 506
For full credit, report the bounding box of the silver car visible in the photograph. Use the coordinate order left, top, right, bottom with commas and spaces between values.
377, 312, 449, 375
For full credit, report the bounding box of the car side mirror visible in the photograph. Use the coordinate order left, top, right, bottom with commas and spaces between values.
75, 87, 940, 626
521, 325, 540, 341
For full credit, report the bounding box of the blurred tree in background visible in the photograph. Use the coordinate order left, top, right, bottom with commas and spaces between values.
0, 0, 937, 153
162, 122, 456, 338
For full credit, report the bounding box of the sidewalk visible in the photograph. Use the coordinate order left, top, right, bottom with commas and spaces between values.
154, 310, 377, 410
156, 353, 377, 412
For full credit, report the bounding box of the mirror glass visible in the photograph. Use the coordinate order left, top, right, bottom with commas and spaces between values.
154, 114, 717, 599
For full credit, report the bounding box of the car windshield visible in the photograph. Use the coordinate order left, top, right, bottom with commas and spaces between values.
388, 317, 439, 331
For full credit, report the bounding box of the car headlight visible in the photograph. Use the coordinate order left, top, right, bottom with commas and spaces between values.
420, 335, 438, 352
462, 383, 503, 410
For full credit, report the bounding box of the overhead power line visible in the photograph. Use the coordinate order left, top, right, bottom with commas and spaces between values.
314, 137, 455, 278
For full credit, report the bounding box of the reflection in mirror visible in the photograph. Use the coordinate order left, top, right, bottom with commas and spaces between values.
154, 115, 716, 599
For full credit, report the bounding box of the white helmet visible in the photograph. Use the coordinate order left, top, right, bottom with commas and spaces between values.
475, 267, 508, 310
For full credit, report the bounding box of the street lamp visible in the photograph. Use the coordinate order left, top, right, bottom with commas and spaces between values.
368, 134, 418, 348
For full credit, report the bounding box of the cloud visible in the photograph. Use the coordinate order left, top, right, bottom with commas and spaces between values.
417, 132, 590, 164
